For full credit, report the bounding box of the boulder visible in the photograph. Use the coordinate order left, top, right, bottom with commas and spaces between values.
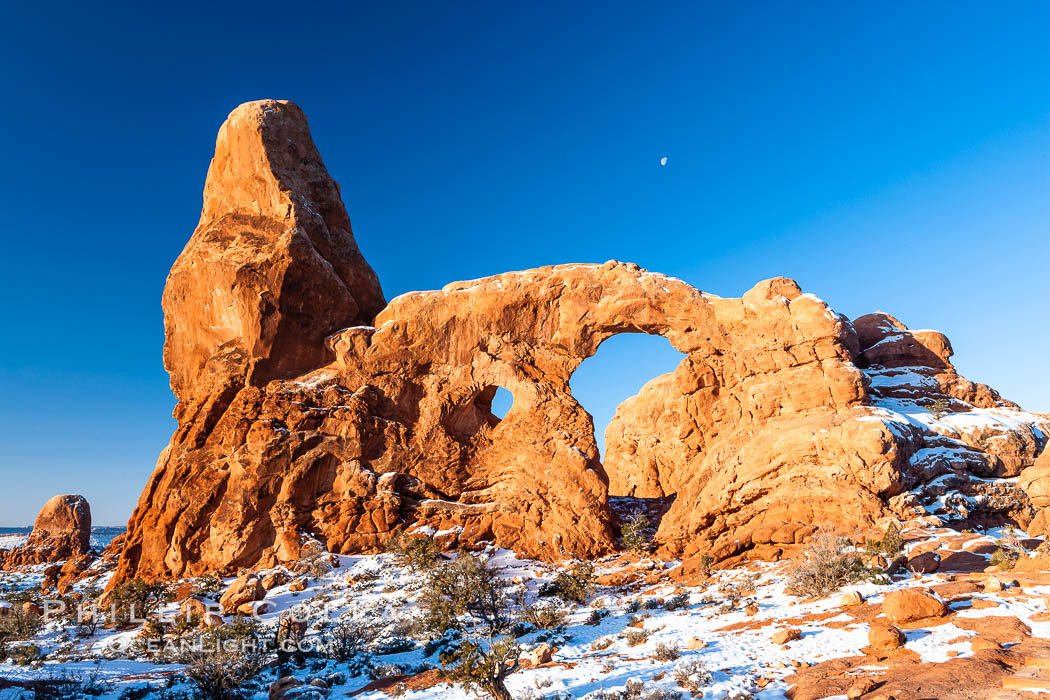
881, 588, 949, 623
970, 636, 1001, 652
529, 643, 553, 665
685, 636, 706, 649
906, 551, 941, 574
219, 574, 265, 613
262, 571, 290, 590
179, 598, 208, 620
771, 628, 802, 645
3, 495, 91, 567
868, 622, 905, 650
840, 591, 864, 607
269, 677, 302, 700
288, 578, 307, 593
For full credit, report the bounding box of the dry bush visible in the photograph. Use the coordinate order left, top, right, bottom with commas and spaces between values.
620, 628, 650, 646
620, 513, 653, 553
651, 642, 680, 661
786, 532, 870, 597
673, 658, 712, 694
387, 533, 443, 573
178, 621, 267, 700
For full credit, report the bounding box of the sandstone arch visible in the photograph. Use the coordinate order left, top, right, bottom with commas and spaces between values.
110, 100, 1049, 586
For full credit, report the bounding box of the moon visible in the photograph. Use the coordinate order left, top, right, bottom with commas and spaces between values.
660, 157, 668, 166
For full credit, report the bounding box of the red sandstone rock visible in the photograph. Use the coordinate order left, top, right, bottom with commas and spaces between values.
882, 588, 948, 623
868, 622, 905, 650
219, 574, 265, 613
2, 495, 91, 568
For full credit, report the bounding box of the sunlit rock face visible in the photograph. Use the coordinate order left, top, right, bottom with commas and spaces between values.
110, 100, 1048, 586
2, 495, 92, 568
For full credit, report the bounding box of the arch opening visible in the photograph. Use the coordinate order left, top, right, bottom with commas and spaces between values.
570, 332, 687, 459
448, 384, 516, 440
569, 332, 688, 539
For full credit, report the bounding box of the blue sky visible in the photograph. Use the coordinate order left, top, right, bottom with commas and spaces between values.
1, 2, 1048, 525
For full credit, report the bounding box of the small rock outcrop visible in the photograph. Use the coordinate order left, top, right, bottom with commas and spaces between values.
2, 495, 91, 567
107, 99, 1050, 586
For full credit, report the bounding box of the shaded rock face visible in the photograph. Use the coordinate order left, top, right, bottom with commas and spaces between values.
111, 99, 1049, 585
2, 495, 91, 567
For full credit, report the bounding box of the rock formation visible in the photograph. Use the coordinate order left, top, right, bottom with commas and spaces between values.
109, 99, 1049, 586
2, 495, 91, 567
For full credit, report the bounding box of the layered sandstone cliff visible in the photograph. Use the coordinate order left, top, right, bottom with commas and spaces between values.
110, 99, 1048, 585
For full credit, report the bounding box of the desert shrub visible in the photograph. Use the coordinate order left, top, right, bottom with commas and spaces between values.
6, 642, 42, 666
0, 603, 44, 650
440, 636, 521, 700
108, 579, 170, 628
695, 553, 715, 579
620, 628, 649, 646
539, 561, 595, 603
620, 513, 652, 553
991, 544, 1022, 570
663, 593, 690, 611
387, 533, 443, 573
786, 532, 871, 597
321, 617, 377, 661
298, 542, 332, 579
865, 523, 904, 557
177, 621, 267, 700
591, 636, 614, 651
420, 553, 510, 636
29, 665, 110, 698
517, 598, 569, 630
652, 642, 680, 661
590, 679, 681, 700
625, 600, 641, 613
192, 574, 225, 600
672, 658, 712, 694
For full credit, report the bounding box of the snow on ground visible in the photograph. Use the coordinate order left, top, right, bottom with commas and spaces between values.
0, 526, 1048, 699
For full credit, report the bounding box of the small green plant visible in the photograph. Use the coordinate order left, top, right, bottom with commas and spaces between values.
192, 574, 225, 600
620, 513, 652, 553
107, 579, 170, 628
990, 528, 1024, 571
441, 637, 521, 700
865, 523, 905, 557
924, 397, 951, 419
387, 533, 443, 573
540, 561, 595, 603
420, 553, 510, 636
